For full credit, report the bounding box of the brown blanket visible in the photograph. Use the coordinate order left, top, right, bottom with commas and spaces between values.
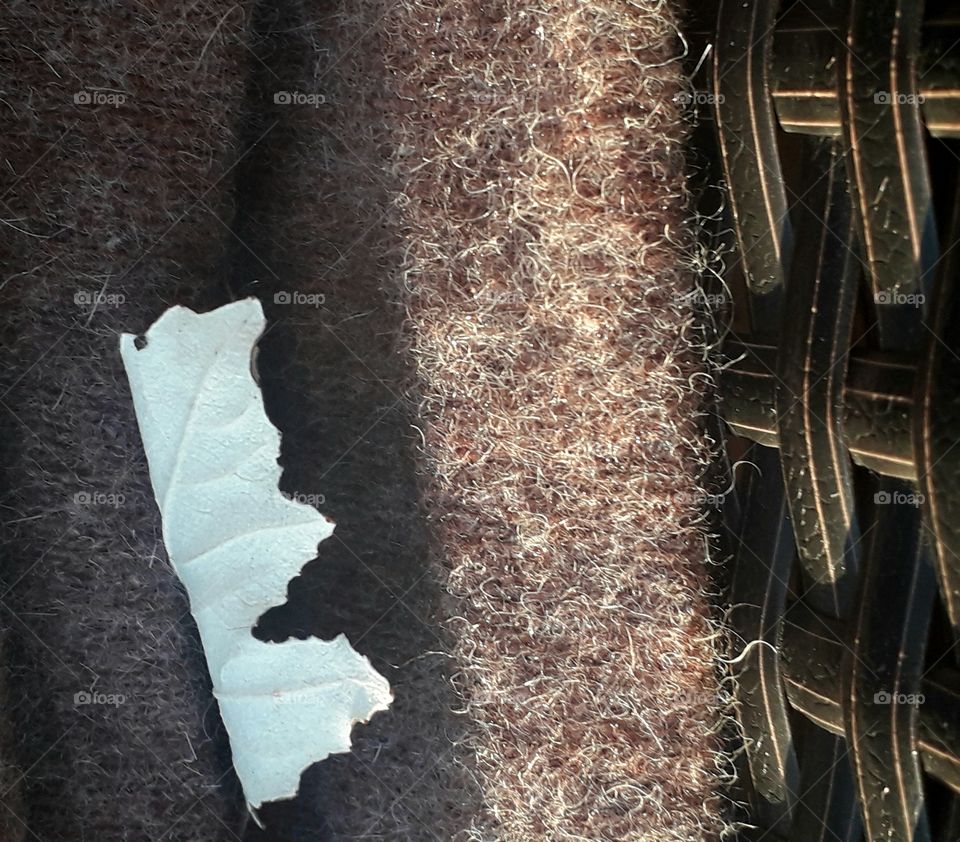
0, 1, 721, 839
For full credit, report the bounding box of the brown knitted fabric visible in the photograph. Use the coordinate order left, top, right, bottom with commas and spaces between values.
380, 0, 726, 838
0, 2, 252, 839
0, 0, 723, 840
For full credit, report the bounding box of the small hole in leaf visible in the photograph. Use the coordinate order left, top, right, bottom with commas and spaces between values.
134, 335, 148, 350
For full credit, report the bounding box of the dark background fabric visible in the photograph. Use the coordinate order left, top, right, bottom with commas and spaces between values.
0, 1, 722, 840
0, 1, 253, 839
0, 1, 471, 839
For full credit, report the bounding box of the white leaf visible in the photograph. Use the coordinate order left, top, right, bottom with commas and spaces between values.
120, 298, 392, 812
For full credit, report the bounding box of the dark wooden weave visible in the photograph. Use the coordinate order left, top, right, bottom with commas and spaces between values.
693, 2, 960, 839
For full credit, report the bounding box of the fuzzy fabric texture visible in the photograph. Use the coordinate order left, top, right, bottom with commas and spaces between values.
0, 0, 723, 840
380, 1, 726, 838
0, 2, 252, 839
230, 3, 481, 839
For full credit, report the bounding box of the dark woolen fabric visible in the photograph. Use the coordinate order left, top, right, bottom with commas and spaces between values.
233, 3, 478, 839
0, 3, 253, 839
0, 1, 721, 840
0, 2, 478, 840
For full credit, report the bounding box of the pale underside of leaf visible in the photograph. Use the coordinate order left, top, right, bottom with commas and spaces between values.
120, 298, 392, 811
